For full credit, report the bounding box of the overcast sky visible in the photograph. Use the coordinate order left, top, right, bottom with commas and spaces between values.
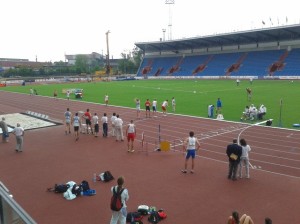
1, 0, 299, 62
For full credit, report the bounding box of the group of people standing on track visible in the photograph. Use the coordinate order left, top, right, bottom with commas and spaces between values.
134, 97, 176, 119
64, 108, 137, 152
226, 138, 252, 180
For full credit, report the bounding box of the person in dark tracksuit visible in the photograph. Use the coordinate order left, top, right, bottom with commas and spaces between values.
226, 139, 242, 181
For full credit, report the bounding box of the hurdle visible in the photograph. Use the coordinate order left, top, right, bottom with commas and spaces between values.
137, 132, 149, 155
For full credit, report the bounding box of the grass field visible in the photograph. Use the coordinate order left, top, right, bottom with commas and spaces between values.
3, 79, 300, 129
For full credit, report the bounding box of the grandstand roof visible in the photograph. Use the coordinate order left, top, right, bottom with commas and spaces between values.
135, 24, 300, 53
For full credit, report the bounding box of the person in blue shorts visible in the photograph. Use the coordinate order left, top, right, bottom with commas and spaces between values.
182, 131, 200, 174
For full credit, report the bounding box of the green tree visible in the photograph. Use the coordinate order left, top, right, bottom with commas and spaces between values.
75, 55, 88, 74
118, 47, 143, 74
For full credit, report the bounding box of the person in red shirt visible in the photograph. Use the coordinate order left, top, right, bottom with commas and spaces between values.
83, 109, 93, 134
145, 99, 151, 118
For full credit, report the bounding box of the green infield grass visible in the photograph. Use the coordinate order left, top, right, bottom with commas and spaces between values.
3, 79, 300, 129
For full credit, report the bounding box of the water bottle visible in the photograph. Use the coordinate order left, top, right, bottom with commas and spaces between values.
93, 173, 96, 183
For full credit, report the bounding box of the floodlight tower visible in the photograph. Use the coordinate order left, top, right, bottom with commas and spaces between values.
162, 29, 166, 41
165, 0, 175, 40
105, 30, 111, 75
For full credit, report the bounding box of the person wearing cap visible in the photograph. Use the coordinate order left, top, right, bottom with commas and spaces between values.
0, 117, 9, 143
13, 123, 24, 152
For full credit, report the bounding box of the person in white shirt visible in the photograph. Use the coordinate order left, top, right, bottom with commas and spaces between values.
171, 97, 176, 112
152, 99, 157, 116
114, 114, 124, 141
239, 138, 252, 178
92, 113, 99, 137
66, 90, 70, 100
110, 176, 129, 224
13, 123, 24, 152
72, 112, 81, 141
182, 131, 200, 174
258, 104, 267, 120
64, 108, 72, 135
240, 106, 250, 121
126, 120, 136, 152
104, 94, 109, 106
249, 104, 257, 120
135, 99, 141, 119
110, 112, 117, 137
101, 113, 108, 137
161, 100, 168, 115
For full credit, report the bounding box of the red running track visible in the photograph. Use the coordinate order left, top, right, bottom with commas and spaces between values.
0, 91, 300, 223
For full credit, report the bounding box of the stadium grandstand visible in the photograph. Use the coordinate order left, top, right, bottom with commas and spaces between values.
135, 24, 300, 79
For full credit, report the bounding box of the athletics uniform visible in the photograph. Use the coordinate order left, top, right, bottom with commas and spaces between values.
127, 123, 136, 141
84, 111, 92, 126
162, 101, 168, 112
136, 100, 140, 111
145, 100, 151, 111
73, 116, 80, 132
65, 111, 72, 125
185, 137, 197, 159
152, 100, 157, 112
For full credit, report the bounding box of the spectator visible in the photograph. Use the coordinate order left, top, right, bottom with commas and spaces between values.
101, 113, 108, 137
226, 139, 242, 181
115, 114, 124, 141
13, 123, 24, 152
92, 113, 99, 137
110, 176, 129, 224
227, 211, 254, 224
227, 211, 239, 224
239, 138, 251, 179
0, 117, 9, 143
110, 112, 117, 137
265, 217, 272, 224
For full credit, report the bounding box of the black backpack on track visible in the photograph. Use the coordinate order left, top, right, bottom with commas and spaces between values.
47, 184, 69, 193
80, 180, 90, 192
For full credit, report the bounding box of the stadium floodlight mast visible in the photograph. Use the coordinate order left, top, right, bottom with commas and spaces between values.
162, 29, 166, 41
105, 30, 111, 75
165, 0, 174, 40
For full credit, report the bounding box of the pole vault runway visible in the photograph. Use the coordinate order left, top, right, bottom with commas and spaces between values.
0, 91, 300, 223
